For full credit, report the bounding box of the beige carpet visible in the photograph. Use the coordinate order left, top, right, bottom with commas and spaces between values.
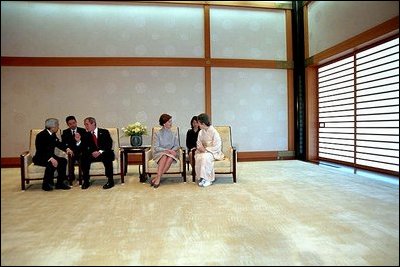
1, 160, 399, 266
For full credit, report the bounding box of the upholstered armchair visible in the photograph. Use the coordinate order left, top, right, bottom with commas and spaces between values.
20, 129, 69, 190
192, 126, 237, 183
78, 127, 124, 185
144, 126, 186, 183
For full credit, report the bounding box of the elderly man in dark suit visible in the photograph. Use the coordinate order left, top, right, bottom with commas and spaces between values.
76, 117, 115, 190
61, 115, 86, 182
32, 118, 72, 191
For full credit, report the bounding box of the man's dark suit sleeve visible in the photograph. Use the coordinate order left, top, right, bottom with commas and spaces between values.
98, 129, 113, 151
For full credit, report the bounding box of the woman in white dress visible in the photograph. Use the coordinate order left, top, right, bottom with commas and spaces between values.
151, 113, 179, 188
195, 113, 224, 187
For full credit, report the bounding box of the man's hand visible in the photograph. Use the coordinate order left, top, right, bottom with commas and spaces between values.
50, 157, 58, 168
92, 151, 101, 158
66, 148, 74, 156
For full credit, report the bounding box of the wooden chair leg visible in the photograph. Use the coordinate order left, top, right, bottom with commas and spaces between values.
20, 155, 26, 190
233, 149, 237, 183
183, 150, 186, 182
192, 150, 196, 182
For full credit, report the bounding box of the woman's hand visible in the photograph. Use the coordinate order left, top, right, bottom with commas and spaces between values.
167, 149, 177, 156
197, 142, 206, 153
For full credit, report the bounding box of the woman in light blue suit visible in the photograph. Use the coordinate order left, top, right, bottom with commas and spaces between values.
150, 113, 179, 188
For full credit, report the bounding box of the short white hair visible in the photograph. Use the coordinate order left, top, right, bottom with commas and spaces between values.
45, 118, 59, 129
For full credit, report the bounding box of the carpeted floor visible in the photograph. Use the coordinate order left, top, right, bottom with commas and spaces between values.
1, 160, 399, 266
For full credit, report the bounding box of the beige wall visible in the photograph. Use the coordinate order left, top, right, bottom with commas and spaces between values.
1, 67, 204, 156
1, 1, 291, 158
308, 1, 399, 57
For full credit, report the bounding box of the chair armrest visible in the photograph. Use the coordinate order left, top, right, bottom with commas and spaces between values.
20, 151, 30, 158
20, 151, 32, 185
20, 151, 32, 165
177, 147, 185, 171
55, 147, 68, 159
114, 147, 122, 160
145, 149, 152, 162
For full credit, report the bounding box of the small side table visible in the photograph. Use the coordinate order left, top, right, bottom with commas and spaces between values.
120, 145, 150, 182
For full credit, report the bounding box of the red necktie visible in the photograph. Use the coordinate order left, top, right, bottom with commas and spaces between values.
92, 132, 98, 146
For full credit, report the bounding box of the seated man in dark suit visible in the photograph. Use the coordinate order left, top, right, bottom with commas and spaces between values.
32, 118, 72, 191
76, 117, 115, 190
61, 115, 86, 182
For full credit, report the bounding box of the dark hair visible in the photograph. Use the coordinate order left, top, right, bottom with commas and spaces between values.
159, 113, 172, 126
190, 116, 198, 129
197, 113, 211, 126
66, 115, 76, 123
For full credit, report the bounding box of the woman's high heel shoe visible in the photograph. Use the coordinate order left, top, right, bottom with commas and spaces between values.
150, 179, 156, 187
153, 182, 160, 188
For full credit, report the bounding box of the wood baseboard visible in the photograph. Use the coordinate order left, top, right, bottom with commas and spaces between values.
1, 151, 297, 168
1, 157, 20, 168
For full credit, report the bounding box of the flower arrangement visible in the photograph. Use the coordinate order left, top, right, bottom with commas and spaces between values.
122, 122, 148, 136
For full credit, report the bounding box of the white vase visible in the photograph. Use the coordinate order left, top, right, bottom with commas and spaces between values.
130, 135, 143, 147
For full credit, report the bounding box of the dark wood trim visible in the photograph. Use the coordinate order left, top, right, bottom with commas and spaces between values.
286, 10, 295, 152
1, 57, 206, 67
205, 66, 211, 116
206, 1, 292, 10
126, 154, 145, 165
238, 151, 279, 162
1, 157, 20, 168
140, 1, 292, 10
1, 57, 294, 69
305, 66, 318, 162
204, 5, 211, 60
211, 59, 293, 69
2, 152, 295, 168
286, 10, 293, 61
203, 5, 212, 117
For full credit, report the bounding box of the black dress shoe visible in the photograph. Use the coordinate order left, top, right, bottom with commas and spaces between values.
81, 182, 90, 190
42, 184, 53, 191
55, 183, 71, 190
103, 182, 114, 189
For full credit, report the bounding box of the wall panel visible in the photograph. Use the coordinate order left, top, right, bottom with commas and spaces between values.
1, 66, 204, 156
308, 1, 398, 57
211, 68, 288, 151
1, 2, 204, 57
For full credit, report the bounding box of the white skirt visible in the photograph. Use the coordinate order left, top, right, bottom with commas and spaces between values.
194, 152, 215, 182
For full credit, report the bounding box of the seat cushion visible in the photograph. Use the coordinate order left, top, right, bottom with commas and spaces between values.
214, 158, 232, 172
89, 159, 120, 175
27, 163, 59, 179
